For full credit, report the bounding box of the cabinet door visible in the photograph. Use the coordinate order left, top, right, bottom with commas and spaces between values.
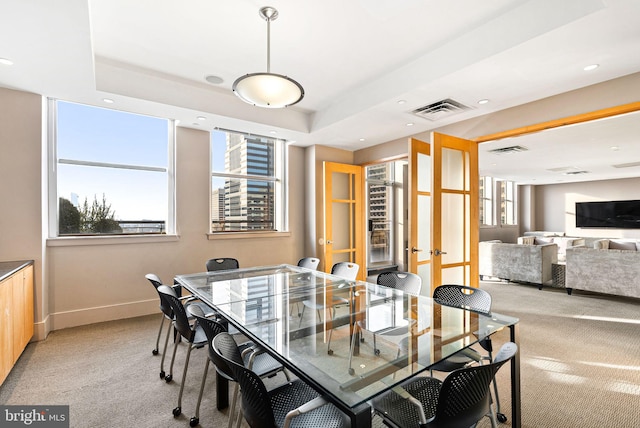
22, 265, 34, 346
1, 276, 14, 384
12, 273, 25, 361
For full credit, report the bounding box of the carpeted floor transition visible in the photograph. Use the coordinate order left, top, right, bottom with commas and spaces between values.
1, 279, 638, 428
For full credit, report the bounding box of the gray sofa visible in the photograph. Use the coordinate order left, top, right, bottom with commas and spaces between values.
565, 240, 640, 299
479, 240, 558, 286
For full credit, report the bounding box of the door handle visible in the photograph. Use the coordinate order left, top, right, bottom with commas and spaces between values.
411, 247, 422, 254
433, 248, 447, 256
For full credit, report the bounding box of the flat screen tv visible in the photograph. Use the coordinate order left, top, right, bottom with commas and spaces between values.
576, 200, 640, 228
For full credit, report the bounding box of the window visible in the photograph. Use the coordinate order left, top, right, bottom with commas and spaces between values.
479, 176, 494, 226
50, 100, 173, 237
500, 180, 517, 225
479, 177, 517, 227
210, 129, 286, 232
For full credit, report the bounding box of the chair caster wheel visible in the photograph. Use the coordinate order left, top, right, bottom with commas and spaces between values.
173, 407, 181, 417
328, 349, 333, 355
152, 349, 159, 355
189, 417, 199, 427
160, 371, 165, 379
165, 374, 173, 383
374, 349, 381, 356
348, 368, 355, 376
497, 413, 507, 423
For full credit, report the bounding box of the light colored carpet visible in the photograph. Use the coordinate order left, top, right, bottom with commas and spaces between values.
1, 280, 638, 428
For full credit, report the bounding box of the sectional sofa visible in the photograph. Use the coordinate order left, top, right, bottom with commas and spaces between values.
565, 239, 640, 299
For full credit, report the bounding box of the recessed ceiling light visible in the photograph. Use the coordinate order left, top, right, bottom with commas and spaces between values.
406, 122, 414, 127
0, 58, 14, 66
196, 116, 206, 121
205, 75, 224, 84
610, 146, 619, 151
583, 64, 599, 71
397, 100, 406, 105
359, 138, 365, 142
269, 130, 277, 134
103, 98, 114, 104
478, 99, 490, 105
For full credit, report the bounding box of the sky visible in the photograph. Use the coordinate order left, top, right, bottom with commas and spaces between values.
56, 101, 170, 220
57, 101, 232, 221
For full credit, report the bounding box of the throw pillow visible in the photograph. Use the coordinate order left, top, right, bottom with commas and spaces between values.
609, 240, 637, 251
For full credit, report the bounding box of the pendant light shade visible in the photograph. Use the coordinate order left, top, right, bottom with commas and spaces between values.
232, 7, 304, 108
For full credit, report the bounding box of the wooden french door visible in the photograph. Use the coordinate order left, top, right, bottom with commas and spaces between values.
409, 133, 479, 295
322, 162, 366, 281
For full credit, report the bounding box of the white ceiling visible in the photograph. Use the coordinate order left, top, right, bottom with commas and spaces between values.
1, 0, 640, 184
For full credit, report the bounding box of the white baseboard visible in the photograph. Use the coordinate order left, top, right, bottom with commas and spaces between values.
46, 299, 159, 334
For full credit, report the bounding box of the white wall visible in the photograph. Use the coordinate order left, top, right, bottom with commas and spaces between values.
0, 87, 307, 339
535, 177, 640, 239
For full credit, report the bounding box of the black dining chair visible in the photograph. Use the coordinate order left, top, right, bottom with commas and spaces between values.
206, 258, 240, 271
145, 273, 212, 380
212, 332, 351, 428
371, 342, 518, 428
157, 285, 209, 418
186, 305, 289, 428
430, 284, 506, 422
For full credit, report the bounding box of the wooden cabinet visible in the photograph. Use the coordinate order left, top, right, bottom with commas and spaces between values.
0, 262, 34, 385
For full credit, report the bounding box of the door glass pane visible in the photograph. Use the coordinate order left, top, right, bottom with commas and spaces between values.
441, 266, 464, 284
465, 194, 470, 260
332, 202, 350, 249
417, 264, 430, 296
418, 152, 431, 192
465, 152, 470, 191
333, 252, 352, 264
332, 172, 349, 199
441, 193, 463, 264
442, 148, 463, 191
417, 194, 431, 263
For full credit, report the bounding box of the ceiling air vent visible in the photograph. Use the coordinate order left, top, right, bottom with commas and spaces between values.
613, 161, 640, 168
488, 145, 528, 154
412, 98, 470, 121
563, 170, 590, 175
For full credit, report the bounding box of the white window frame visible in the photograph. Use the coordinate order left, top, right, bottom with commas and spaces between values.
479, 176, 495, 226
500, 179, 518, 226
208, 128, 288, 236
47, 99, 176, 242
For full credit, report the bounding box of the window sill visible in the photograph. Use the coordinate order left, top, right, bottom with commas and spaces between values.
207, 231, 291, 240
47, 234, 180, 247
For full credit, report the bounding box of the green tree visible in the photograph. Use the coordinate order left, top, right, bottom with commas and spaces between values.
59, 197, 81, 234
80, 194, 122, 234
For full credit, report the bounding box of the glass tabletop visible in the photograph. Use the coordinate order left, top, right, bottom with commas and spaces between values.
177, 265, 519, 409
175, 264, 352, 307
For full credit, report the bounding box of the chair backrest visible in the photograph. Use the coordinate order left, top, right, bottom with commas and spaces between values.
297, 257, 320, 270
433, 342, 517, 427
330, 262, 359, 281
187, 305, 228, 364
146, 273, 173, 317
376, 271, 422, 296
145, 273, 163, 289
157, 285, 194, 341
206, 257, 240, 272
213, 332, 275, 428
432, 284, 491, 315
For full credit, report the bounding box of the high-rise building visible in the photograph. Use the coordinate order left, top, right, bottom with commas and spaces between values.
223, 133, 275, 230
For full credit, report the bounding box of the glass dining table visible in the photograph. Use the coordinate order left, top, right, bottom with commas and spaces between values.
174, 264, 521, 428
